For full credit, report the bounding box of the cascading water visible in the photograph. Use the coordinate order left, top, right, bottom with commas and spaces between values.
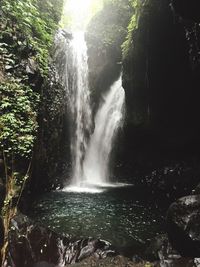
83, 77, 125, 186
55, 30, 125, 192
69, 32, 92, 186
55, 31, 92, 187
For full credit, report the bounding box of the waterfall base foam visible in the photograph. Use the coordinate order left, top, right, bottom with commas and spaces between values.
63, 182, 132, 194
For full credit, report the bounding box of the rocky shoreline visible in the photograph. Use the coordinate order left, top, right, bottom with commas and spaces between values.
3, 194, 200, 267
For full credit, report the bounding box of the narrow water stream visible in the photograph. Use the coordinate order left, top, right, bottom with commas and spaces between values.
83, 76, 125, 185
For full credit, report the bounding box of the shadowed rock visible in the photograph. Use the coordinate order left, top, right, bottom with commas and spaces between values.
166, 195, 200, 257
6, 214, 115, 267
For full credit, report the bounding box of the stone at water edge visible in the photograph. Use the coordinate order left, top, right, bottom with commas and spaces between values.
145, 234, 196, 266
166, 195, 200, 257
6, 213, 115, 267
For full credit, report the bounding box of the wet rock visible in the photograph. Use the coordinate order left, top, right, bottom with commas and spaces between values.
122, 161, 200, 202
166, 195, 200, 257
157, 239, 194, 267
6, 213, 115, 267
145, 235, 169, 261
78, 239, 113, 261
30, 62, 70, 194
145, 234, 196, 266
26, 58, 38, 75
61, 30, 72, 40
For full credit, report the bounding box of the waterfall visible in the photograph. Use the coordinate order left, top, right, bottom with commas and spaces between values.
69, 32, 92, 186
55, 30, 125, 192
83, 77, 125, 186
55, 31, 92, 186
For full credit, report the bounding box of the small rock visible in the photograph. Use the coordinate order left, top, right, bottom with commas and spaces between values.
26, 58, 38, 74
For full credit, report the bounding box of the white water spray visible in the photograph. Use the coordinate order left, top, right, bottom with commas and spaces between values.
55, 30, 126, 192
55, 31, 92, 186
83, 77, 125, 185
69, 32, 92, 186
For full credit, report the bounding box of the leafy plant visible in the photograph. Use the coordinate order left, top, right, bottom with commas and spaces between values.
0, 0, 63, 76
0, 80, 39, 158
122, 0, 142, 58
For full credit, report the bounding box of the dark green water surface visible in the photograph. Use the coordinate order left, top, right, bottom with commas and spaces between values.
28, 186, 165, 250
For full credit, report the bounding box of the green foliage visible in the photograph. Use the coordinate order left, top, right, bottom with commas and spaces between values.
2, 171, 28, 214
0, 1, 63, 262
0, 0, 63, 76
122, 0, 142, 58
0, 0, 64, 160
0, 80, 39, 158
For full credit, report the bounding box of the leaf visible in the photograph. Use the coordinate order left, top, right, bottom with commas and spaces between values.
5, 65, 13, 70
1, 102, 11, 108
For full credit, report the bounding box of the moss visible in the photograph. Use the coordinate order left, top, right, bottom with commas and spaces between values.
122, 0, 143, 59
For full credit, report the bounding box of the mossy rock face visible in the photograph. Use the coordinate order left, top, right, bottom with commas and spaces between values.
31, 64, 70, 193
86, 0, 132, 112
0, 0, 66, 194
123, 0, 200, 135
118, 0, 200, 175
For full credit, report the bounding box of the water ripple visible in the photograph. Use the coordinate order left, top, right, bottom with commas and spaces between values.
29, 188, 164, 249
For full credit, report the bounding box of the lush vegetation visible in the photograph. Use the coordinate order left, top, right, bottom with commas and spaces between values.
0, 81, 39, 158
0, 0, 63, 168
0, 0, 63, 76
0, 0, 63, 264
